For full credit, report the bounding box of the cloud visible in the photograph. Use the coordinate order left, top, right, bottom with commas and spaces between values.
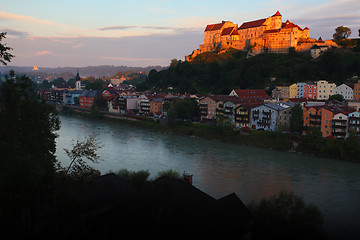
72, 43, 83, 49
52, 39, 73, 44
35, 50, 52, 56
97, 25, 201, 33
97, 26, 137, 31
0, 28, 28, 38
0, 11, 82, 37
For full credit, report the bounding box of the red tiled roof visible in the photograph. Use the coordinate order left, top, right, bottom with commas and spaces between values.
238, 102, 263, 110
272, 11, 282, 17
282, 22, 303, 31
231, 29, 239, 35
238, 18, 266, 30
322, 105, 355, 115
205, 24, 215, 32
221, 27, 235, 36
212, 22, 225, 31
233, 89, 269, 99
205, 22, 226, 32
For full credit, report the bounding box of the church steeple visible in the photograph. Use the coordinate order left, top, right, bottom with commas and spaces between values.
75, 69, 80, 81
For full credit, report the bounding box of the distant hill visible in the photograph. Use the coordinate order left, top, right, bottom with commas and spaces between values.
0, 65, 165, 79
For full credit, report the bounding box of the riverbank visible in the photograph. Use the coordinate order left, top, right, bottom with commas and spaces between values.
59, 105, 360, 163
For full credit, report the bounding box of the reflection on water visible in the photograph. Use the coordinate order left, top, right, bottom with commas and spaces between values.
56, 115, 360, 239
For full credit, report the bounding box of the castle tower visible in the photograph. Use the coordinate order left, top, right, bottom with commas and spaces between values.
270, 11, 282, 30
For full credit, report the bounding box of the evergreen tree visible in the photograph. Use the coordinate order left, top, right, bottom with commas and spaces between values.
0, 72, 60, 205
290, 103, 303, 133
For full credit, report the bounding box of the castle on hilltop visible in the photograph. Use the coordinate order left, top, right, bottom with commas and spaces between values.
186, 11, 337, 61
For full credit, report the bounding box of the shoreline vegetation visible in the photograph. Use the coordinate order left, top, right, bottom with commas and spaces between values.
59, 105, 360, 163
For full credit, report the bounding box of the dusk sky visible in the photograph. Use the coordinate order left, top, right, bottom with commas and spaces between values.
1, 0, 359, 68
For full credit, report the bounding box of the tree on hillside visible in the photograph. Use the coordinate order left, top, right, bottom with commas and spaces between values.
0, 32, 14, 65
333, 26, 351, 40
170, 58, 179, 68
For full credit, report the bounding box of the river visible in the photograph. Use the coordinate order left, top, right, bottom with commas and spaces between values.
56, 114, 360, 239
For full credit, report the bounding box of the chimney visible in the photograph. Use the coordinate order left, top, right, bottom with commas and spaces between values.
182, 172, 193, 185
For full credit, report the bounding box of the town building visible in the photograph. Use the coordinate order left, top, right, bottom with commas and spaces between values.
79, 90, 100, 108
353, 82, 360, 101
289, 83, 298, 99
332, 112, 348, 139
334, 83, 353, 101
310, 44, 329, 58
149, 98, 163, 115
64, 90, 82, 105
199, 96, 218, 121
316, 80, 336, 100
296, 83, 306, 98
303, 83, 317, 100
250, 103, 291, 131
303, 105, 354, 138
271, 84, 290, 99
235, 102, 262, 128
138, 95, 151, 114
348, 111, 360, 135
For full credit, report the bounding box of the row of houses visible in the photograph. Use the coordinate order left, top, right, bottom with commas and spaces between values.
39, 87, 195, 116
272, 80, 358, 101
199, 89, 360, 139
39, 82, 360, 139
198, 90, 295, 131
303, 103, 360, 139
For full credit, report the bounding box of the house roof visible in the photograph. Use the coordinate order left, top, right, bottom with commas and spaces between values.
80, 90, 99, 98
205, 21, 225, 32
238, 18, 266, 30
322, 105, 355, 115
236, 102, 263, 110
221, 27, 235, 36
231, 29, 239, 35
264, 103, 288, 111
150, 98, 163, 103
232, 89, 269, 99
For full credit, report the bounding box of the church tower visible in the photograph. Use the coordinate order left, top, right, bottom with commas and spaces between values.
75, 69, 81, 82
75, 69, 81, 90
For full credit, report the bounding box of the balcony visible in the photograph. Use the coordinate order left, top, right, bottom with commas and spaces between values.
332, 123, 347, 128
309, 114, 321, 119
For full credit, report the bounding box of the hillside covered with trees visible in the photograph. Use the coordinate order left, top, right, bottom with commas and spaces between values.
137, 48, 360, 95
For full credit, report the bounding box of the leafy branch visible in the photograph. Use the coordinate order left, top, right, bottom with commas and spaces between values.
64, 133, 103, 179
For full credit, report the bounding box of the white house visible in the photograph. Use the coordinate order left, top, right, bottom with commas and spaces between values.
332, 112, 349, 139
334, 83, 353, 101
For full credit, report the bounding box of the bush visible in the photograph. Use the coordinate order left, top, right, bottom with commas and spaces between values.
113, 169, 150, 188
248, 190, 327, 240
156, 169, 181, 179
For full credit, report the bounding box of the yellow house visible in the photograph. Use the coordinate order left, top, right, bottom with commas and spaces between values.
317, 80, 336, 100
289, 83, 298, 99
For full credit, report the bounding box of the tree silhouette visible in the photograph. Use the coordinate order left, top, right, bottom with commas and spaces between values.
0, 32, 14, 65
333, 26, 351, 40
